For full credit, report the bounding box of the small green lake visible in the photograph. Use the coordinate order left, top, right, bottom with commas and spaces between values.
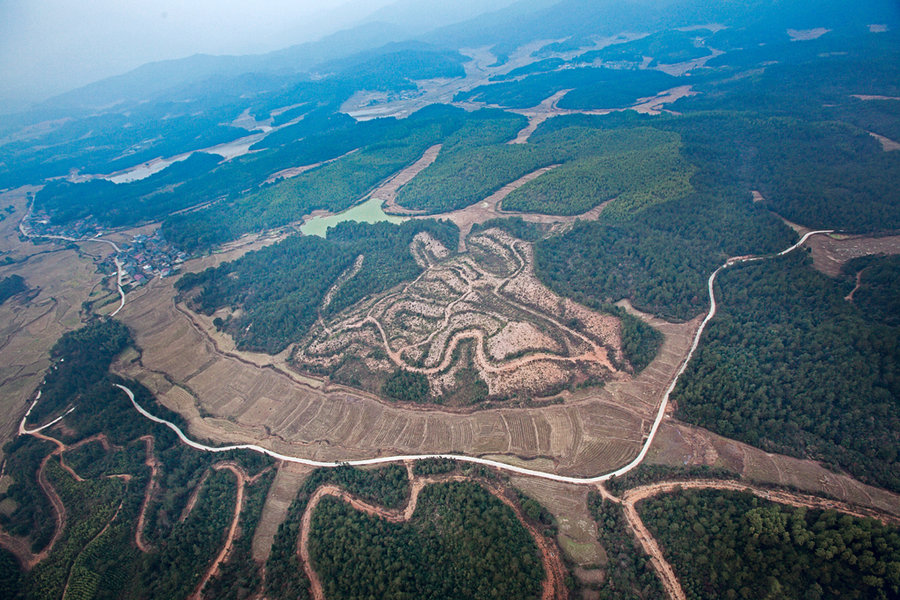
299, 196, 406, 237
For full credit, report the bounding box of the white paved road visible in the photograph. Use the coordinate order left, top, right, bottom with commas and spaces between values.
23, 230, 833, 485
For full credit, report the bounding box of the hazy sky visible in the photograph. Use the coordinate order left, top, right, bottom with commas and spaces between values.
0, 0, 397, 112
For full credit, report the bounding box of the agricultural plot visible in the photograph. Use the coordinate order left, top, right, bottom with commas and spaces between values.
294, 228, 626, 404
113, 250, 709, 478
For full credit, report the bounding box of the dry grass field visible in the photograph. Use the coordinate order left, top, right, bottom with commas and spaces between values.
0, 187, 113, 458
806, 232, 900, 277
114, 242, 701, 477
510, 476, 608, 586
645, 421, 900, 517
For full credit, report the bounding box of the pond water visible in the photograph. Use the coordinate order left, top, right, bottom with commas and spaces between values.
300, 196, 406, 237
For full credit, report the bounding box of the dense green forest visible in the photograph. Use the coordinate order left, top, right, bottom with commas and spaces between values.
673, 252, 900, 492
308, 481, 544, 600
490, 58, 565, 81
265, 464, 411, 600
574, 29, 712, 67
842, 254, 900, 327
587, 492, 665, 600
162, 107, 465, 251
640, 488, 900, 600
468, 217, 547, 242
26, 319, 132, 426
0, 274, 27, 305
176, 219, 458, 353
534, 199, 788, 322
0, 320, 277, 600
455, 67, 676, 109
398, 122, 694, 216
528, 105, 900, 321
501, 130, 693, 217
381, 369, 430, 403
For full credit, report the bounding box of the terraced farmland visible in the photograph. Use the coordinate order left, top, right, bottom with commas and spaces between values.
295, 228, 626, 404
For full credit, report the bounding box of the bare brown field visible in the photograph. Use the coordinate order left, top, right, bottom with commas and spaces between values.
645, 421, 900, 517
376, 144, 442, 215
805, 233, 900, 277
251, 461, 312, 561
477, 85, 697, 125
509, 476, 607, 587
113, 250, 704, 477
869, 131, 900, 151
0, 187, 111, 458
852, 94, 900, 101
508, 90, 572, 144
296, 229, 625, 403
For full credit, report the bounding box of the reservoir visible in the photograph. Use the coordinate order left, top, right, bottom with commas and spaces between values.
300, 196, 406, 237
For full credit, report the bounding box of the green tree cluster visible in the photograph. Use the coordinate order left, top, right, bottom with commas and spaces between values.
674, 253, 900, 491
587, 492, 665, 600
640, 488, 900, 600
309, 481, 544, 600
0, 274, 27, 305
176, 219, 458, 354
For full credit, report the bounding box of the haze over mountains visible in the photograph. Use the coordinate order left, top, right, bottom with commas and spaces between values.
1, 0, 900, 598
0, 0, 524, 115
10, 0, 897, 117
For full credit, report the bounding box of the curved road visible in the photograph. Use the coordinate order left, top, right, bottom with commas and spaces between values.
63, 230, 832, 486
18, 218, 127, 317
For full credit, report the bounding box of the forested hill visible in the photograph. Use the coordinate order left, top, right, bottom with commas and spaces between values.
674, 252, 900, 492
175, 220, 458, 354
640, 488, 900, 600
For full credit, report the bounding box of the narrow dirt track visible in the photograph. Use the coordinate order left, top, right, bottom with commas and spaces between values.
178, 470, 211, 523
342, 234, 612, 379
0, 431, 124, 569
621, 498, 687, 600
377, 144, 442, 215
61, 494, 128, 600
298, 473, 568, 600
189, 462, 249, 600
135, 435, 160, 553
623, 479, 900, 527
32, 453, 66, 566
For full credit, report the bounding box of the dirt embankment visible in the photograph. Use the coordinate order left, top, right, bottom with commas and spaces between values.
623, 479, 900, 527
377, 144, 442, 215
298, 472, 569, 600
805, 232, 900, 278
189, 462, 251, 600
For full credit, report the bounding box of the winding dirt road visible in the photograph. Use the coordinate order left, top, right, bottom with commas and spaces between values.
189, 463, 248, 600
344, 234, 612, 378
0, 430, 126, 570
135, 436, 160, 553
